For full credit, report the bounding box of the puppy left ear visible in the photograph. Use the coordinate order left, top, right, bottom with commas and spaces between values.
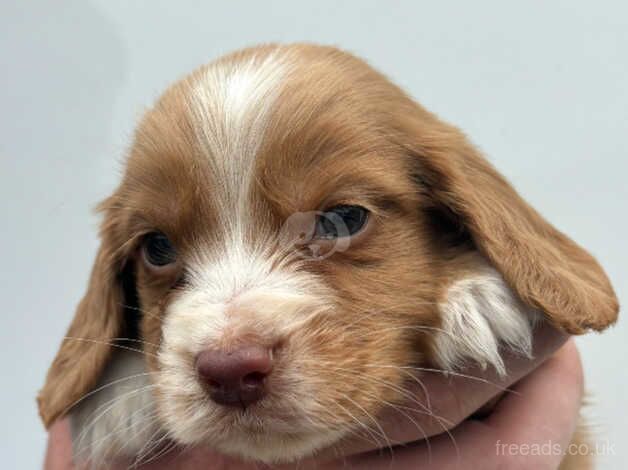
37, 201, 130, 428
402, 111, 619, 334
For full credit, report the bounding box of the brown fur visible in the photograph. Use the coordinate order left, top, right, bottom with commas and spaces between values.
38, 44, 618, 465
37, 203, 131, 427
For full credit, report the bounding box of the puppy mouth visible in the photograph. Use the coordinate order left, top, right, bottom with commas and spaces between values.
206, 412, 345, 463
200, 384, 314, 432
216, 407, 309, 433
183, 394, 343, 463
156, 355, 347, 462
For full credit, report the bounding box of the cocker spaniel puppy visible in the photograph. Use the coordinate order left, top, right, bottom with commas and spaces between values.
38, 44, 618, 467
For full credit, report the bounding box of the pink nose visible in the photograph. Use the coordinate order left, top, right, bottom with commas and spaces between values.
195, 346, 273, 407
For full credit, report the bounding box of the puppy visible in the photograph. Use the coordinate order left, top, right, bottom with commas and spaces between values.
38, 44, 618, 467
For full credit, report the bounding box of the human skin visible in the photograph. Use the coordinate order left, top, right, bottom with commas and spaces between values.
45, 324, 582, 470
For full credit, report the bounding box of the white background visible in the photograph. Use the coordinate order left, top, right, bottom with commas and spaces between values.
1, 1, 626, 468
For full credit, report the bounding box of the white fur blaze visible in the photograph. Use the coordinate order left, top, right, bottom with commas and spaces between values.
186, 48, 292, 231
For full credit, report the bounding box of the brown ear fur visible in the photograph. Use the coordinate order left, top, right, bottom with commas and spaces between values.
404, 114, 618, 334
37, 202, 128, 428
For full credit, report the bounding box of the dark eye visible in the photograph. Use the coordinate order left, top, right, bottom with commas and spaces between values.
142, 232, 177, 267
315, 205, 369, 239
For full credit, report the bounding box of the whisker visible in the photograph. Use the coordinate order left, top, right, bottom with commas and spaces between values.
341, 301, 440, 330
320, 366, 458, 456
109, 337, 162, 349
301, 356, 514, 394
342, 393, 395, 459
62, 336, 158, 358
137, 438, 179, 468
60, 371, 152, 418
74, 384, 158, 454
333, 397, 387, 452
74, 401, 158, 464
348, 324, 457, 341
369, 364, 519, 395
349, 386, 432, 461
98, 409, 159, 465
117, 303, 164, 322
131, 418, 170, 467
321, 366, 441, 422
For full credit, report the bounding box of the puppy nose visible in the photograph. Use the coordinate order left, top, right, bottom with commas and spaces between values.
195, 346, 273, 407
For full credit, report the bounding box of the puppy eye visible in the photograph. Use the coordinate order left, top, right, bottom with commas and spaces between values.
142, 232, 177, 267
315, 205, 369, 239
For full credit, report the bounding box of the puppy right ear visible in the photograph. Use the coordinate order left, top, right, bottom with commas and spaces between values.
38, 200, 130, 428
405, 116, 618, 335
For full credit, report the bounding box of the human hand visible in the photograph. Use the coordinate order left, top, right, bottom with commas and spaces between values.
45, 323, 580, 469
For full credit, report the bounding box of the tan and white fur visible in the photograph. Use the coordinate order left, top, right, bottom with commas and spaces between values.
38, 44, 618, 468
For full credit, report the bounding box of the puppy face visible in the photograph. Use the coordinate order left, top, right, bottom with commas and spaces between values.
120, 46, 448, 459
38, 44, 618, 463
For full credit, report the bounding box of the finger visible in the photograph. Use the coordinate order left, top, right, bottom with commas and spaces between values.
415, 321, 570, 430
485, 339, 584, 468
132, 447, 258, 470
314, 321, 568, 459
338, 339, 583, 470
44, 419, 74, 470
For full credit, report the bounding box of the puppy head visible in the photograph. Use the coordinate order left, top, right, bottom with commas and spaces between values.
38, 44, 618, 462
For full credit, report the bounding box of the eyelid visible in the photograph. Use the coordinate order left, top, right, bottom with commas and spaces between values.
320, 204, 392, 226
320, 199, 372, 214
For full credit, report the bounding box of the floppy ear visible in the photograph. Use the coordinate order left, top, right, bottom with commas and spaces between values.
405, 118, 618, 335
37, 203, 131, 428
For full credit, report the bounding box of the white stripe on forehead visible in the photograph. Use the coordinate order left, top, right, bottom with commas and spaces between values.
186, 49, 290, 231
